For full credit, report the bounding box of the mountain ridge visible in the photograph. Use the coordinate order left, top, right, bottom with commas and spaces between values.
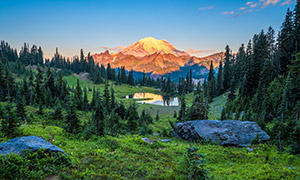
92, 37, 223, 75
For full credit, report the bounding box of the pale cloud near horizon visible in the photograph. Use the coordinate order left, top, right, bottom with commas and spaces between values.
100, 46, 125, 52
198, 6, 214, 11
185, 49, 215, 54
246, 1, 254, 5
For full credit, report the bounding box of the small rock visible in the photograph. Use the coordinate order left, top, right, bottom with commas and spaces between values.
142, 138, 153, 144
160, 139, 171, 142
246, 147, 254, 151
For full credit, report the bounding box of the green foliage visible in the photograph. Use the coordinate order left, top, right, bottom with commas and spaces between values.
1, 101, 20, 137
184, 147, 209, 180
0, 149, 72, 180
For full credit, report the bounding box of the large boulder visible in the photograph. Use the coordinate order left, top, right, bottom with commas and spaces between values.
173, 120, 270, 147
0, 136, 66, 155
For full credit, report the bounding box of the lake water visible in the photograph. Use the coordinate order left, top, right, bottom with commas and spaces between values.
126, 93, 179, 106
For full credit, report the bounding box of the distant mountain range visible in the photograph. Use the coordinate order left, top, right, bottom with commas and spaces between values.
92, 37, 224, 78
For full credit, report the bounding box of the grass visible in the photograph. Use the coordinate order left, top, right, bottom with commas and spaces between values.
63, 75, 161, 101
208, 92, 228, 120
1, 75, 300, 179
2, 122, 297, 179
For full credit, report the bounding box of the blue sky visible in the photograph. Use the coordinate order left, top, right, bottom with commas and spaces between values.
0, 0, 297, 58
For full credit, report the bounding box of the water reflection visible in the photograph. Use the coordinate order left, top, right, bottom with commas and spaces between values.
126, 93, 179, 106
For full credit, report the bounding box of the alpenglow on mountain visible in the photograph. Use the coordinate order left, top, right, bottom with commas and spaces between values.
92, 37, 223, 75
120, 37, 189, 57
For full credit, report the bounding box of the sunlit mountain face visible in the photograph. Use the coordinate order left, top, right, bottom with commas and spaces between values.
92, 37, 223, 75
120, 37, 189, 58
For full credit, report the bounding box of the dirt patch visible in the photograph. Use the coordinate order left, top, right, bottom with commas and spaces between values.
73, 72, 89, 81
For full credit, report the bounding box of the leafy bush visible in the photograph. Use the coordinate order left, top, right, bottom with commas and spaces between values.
0, 149, 72, 180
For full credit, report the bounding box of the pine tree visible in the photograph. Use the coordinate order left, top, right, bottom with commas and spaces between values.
83, 88, 89, 111
104, 80, 110, 112
74, 79, 82, 110
294, 1, 300, 53
223, 45, 232, 90
178, 95, 186, 121
1, 99, 20, 137
189, 95, 205, 120
120, 66, 126, 84
156, 111, 159, 121
93, 101, 105, 136
51, 101, 63, 120
207, 61, 216, 102
127, 102, 139, 131
110, 86, 115, 111
107, 63, 112, 80
16, 90, 26, 123
277, 8, 294, 74
216, 58, 223, 95
252, 31, 269, 91
64, 97, 80, 134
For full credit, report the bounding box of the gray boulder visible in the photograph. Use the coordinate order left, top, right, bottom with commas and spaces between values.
173, 120, 270, 147
0, 136, 66, 155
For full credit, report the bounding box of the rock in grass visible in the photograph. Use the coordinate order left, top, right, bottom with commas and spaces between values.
160, 139, 171, 142
141, 138, 153, 144
173, 120, 270, 147
0, 136, 66, 155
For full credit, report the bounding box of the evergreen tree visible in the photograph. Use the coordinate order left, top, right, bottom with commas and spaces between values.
110, 86, 115, 110
178, 95, 186, 121
189, 95, 205, 120
294, 0, 300, 53
16, 90, 26, 123
64, 97, 80, 134
104, 80, 110, 112
252, 30, 269, 91
156, 111, 159, 121
277, 8, 294, 74
1, 99, 20, 137
120, 66, 127, 84
74, 79, 82, 110
216, 58, 223, 95
83, 88, 89, 111
207, 61, 216, 102
93, 101, 105, 136
51, 101, 63, 121
223, 45, 232, 90
127, 102, 139, 131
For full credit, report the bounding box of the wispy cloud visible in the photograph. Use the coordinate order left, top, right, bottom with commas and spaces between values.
261, 0, 280, 8
198, 6, 214, 11
100, 46, 125, 52
280, 0, 293, 6
185, 49, 215, 54
250, 3, 259, 8
223, 11, 235, 15
233, 9, 254, 18
225, 0, 295, 18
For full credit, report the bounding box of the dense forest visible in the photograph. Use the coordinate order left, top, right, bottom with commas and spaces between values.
0, 1, 299, 179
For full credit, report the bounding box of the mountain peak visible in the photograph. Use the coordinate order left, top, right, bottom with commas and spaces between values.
120, 37, 189, 58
